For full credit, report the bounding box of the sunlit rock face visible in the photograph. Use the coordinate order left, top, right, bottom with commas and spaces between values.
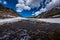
29, 7, 60, 18
0, 5, 20, 19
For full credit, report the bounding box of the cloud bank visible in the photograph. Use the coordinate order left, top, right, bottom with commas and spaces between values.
16, 0, 60, 16
34, 0, 60, 16
16, 0, 31, 12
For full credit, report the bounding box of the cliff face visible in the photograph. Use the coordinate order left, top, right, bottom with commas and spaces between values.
0, 5, 20, 19
30, 7, 60, 18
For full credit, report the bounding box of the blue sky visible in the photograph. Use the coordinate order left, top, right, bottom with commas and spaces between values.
0, 0, 38, 17
0, 0, 60, 17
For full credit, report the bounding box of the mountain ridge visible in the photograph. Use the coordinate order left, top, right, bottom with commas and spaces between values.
29, 7, 60, 18
0, 5, 22, 19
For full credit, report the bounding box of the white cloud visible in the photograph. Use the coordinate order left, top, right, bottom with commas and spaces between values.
0, 0, 7, 4
34, 8, 47, 16
16, 4, 31, 12
34, 0, 60, 16
26, 0, 43, 8
3, 1, 7, 4
16, 0, 43, 12
45, 0, 60, 10
16, 0, 31, 12
18, 0, 24, 3
16, 3, 31, 12
16, 0, 52, 12
45, 0, 51, 4
16, 0, 60, 16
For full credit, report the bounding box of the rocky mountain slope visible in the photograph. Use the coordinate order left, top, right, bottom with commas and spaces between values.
30, 7, 60, 18
0, 5, 21, 19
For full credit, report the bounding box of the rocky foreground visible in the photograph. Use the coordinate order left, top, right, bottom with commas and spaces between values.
0, 20, 60, 40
